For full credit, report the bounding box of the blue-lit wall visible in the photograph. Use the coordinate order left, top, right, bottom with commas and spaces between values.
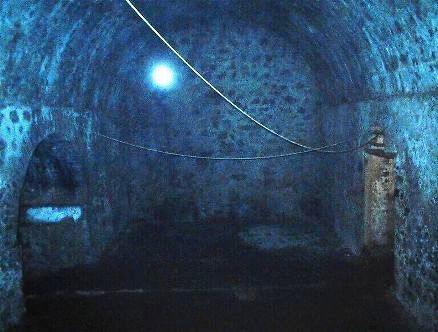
313, 2, 437, 328
0, 0, 436, 329
17, 135, 98, 281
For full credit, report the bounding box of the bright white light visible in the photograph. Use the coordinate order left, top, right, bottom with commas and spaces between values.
151, 64, 175, 89
25, 206, 82, 223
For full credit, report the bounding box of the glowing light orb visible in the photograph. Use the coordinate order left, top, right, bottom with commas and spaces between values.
151, 64, 175, 89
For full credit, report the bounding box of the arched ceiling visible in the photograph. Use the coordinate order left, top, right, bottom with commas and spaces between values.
0, 0, 436, 111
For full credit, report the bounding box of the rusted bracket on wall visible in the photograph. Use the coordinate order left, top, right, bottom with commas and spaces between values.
363, 128, 397, 254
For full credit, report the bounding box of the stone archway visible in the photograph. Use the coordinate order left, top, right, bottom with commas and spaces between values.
0, 104, 92, 328
18, 134, 93, 291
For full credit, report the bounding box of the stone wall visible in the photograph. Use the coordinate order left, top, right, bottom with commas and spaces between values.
321, 96, 437, 332
305, 1, 437, 329
107, 19, 327, 226
0, 0, 331, 227
0, 2, 329, 328
0, 105, 112, 327
0, 0, 436, 330
19, 135, 93, 282
0, 106, 67, 325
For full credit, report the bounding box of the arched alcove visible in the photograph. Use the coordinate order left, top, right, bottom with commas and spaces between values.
18, 134, 92, 290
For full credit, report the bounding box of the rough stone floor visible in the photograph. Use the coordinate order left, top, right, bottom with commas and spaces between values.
16, 222, 421, 331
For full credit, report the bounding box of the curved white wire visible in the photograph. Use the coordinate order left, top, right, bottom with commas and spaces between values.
124, 0, 345, 153
96, 131, 326, 160
89, 128, 375, 160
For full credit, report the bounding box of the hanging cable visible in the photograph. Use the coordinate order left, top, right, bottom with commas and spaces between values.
124, 0, 351, 153
86, 126, 376, 160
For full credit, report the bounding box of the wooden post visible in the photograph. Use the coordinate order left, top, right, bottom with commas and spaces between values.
363, 129, 396, 253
